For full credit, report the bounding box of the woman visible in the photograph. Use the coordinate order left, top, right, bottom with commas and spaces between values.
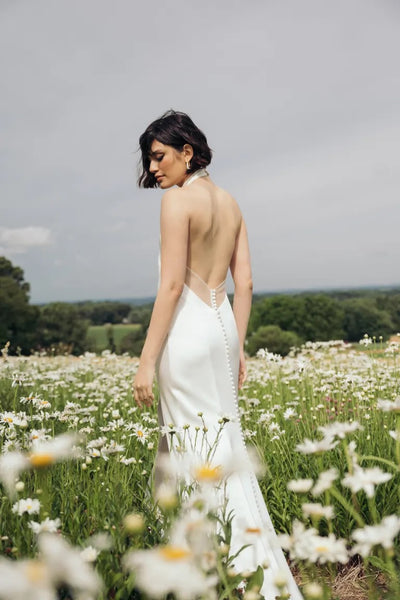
133, 110, 302, 599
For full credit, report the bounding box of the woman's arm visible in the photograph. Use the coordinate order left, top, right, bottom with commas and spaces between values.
133, 189, 189, 408
230, 216, 253, 388
230, 216, 253, 347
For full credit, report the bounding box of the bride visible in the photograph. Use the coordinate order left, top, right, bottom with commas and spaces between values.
133, 110, 303, 599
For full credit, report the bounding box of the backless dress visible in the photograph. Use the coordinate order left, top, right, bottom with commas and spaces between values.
154, 171, 303, 599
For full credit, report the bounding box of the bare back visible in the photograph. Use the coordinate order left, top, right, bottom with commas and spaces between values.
183, 180, 242, 287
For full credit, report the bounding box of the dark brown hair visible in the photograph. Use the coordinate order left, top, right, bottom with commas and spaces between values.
137, 110, 212, 188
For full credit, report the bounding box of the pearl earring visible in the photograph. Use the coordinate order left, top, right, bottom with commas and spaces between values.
186, 160, 191, 171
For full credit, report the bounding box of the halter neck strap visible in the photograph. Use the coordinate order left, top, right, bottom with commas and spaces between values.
183, 168, 209, 186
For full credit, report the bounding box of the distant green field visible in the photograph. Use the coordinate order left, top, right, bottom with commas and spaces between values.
86, 324, 141, 353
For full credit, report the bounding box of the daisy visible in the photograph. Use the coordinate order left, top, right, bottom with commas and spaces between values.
129, 424, 150, 444
29, 429, 51, 443
123, 544, 217, 600
302, 503, 335, 520
12, 498, 41, 516
0, 557, 53, 600
80, 546, 99, 562
318, 421, 363, 440
287, 479, 314, 493
296, 437, 338, 455
283, 407, 297, 420
29, 517, 61, 534
342, 466, 392, 498
351, 515, 400, 556
39, 532, 103, 598
0, 451, 30, 496
302, 533, 348, 564
29, 433, 81, 467
311, 468, 338, 496
377, 397, 400, 412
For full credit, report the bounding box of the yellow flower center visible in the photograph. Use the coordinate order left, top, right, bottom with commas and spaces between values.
194, 463, 222, 482
136, 430, 144, 437
315, 545, 328, 554
245, 527, 261, 534
5, 417, 13, 423
159, 546, 191, 561
25, 560, 47, 583
29, 453, 55, 468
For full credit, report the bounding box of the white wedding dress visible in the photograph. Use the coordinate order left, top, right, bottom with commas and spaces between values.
154, 173, 303, 600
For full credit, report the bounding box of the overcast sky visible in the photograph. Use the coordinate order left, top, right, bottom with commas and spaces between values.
1, 0, 399, 303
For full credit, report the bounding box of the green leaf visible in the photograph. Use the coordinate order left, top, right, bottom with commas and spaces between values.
367, 555, 393, 576
246, 565, 264, 590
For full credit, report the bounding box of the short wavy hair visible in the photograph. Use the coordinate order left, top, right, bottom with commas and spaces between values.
137, 110, 213, 188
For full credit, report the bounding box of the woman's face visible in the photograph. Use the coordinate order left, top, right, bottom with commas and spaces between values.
148, 139, 193, 188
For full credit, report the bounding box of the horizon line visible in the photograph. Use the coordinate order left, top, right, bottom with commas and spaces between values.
31, 281, 400, 306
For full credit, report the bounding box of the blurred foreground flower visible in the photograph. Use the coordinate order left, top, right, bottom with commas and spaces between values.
351, 515, 400, 557
295, 437, 338, 455
278, 520, 348, 564
377, 397, 400, 412
39, 532, 103, 598
0, 557, 53, 600
302, 503, 334, 520
287, 478, 313, 493
318, 420, 363, 440
311, 468, 338, 496
0, 532, 102, 600
156, 441, 265, 489
123, 543, 217, 600
0, 433, 81, 496
342, 466, 392, 498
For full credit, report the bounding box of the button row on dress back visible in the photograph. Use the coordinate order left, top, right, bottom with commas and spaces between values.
213, 300, 268, 530
211, 289, 217, 310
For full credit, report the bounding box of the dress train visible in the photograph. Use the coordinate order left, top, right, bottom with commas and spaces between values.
153, 264, 303, 599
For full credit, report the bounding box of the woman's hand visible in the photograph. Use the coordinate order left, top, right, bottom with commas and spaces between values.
238, 348, 247, 390
133, 361, 155, 409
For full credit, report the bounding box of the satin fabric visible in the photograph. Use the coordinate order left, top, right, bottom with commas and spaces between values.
153, 260, 303, 599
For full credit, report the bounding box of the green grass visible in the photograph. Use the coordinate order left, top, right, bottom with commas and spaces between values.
86, 324, 141, 353
0, 342, 399, 598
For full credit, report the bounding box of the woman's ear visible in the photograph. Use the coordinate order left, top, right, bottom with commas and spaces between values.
182, 143, 194, 162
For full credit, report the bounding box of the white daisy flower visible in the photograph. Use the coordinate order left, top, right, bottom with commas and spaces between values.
123, 544, 217, 599
39, 532, 103, 597
302, 503, 335, 520
318, 421, 363, 440
311, 468, 339, 496
351, 515, 400, 557
296, 437, 338, 454
129, 424, 149, 444
29, 517, 61, 534
283, 407, 297, 420
80, 545, 99, 562
377, 397, 400, 412
342, 466, 392, 498
389, 430, 400, 442
12, 498, 41, 516
287, 479, 314, 493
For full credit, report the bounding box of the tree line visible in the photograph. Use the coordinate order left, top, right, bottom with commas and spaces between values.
1, 256, 399, 357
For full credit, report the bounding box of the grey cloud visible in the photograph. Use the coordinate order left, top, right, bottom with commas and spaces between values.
0, 226, 53, 255
1, 0, 399, 302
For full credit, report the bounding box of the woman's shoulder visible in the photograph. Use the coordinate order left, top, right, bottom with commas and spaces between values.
161, 181, 242, 216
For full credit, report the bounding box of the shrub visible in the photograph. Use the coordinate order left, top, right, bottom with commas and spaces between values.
119, 327, 146, 357
246, 325, 302, 356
